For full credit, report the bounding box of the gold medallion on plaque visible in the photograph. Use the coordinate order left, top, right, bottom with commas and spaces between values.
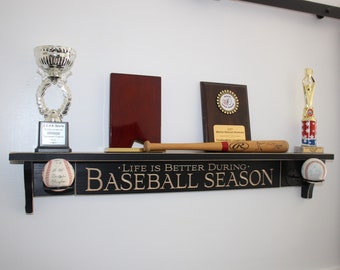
217, 90, 239, 114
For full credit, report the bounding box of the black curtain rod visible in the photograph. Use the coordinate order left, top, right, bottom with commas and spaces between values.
238, 0, 340, 19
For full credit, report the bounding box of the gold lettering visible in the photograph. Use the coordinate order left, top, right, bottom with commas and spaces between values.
151, 165, 161, 172
85, 168, 103, 191
188, 173, 198, 188
161, 174, 175, 189
164, 164, 172, 172
121, 173, 133, 191
134, 174, 146, 190
239, 171, 249, 187
226, 172, 239, 187
249, 170, 262, 186
208, 163, 217, 171
147, 174, 161, 190
103, 173, 121, 191
122, 164, 131, 172
204, 172, 215, 188
261, 169, 273, 185
215, 172, 225, 187
175, 173, 187, 189
122, 164, 147, 172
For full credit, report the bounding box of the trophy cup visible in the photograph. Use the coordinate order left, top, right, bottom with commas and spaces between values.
295, 68, 323, 153
34, 45, 76, 152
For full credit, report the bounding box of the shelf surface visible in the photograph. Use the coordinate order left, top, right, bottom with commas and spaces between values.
9, 151, 334, 162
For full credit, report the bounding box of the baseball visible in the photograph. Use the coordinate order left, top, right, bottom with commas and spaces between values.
301, 158, 327, 181
42, 159, 75, 189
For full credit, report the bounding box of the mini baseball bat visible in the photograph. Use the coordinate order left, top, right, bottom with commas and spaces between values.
143, 140, 289, 153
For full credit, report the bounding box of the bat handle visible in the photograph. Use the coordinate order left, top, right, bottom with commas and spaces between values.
143, 141, 223, 152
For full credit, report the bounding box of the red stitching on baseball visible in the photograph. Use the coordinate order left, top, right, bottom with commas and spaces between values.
63, 159, 74, 185
44, 160, 53, 187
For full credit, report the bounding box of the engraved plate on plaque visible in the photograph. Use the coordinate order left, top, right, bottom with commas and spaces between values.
213, 125, 246, 142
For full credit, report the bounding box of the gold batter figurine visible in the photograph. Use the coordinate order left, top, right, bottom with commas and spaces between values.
301, 68, 317, 146
302, 68, 316, 121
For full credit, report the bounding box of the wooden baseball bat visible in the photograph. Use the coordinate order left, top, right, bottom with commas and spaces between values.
143, 140, 289, 153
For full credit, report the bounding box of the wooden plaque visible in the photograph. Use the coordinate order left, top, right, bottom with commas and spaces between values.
109, 73, 161, 147
200, 81, 251, 142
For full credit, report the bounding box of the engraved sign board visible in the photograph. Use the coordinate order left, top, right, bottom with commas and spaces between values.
30, 158, 301, 197
75, 160, 281, 194
29, 157, 306, 197
109, 73, 161, 147
201, 82, 251, 142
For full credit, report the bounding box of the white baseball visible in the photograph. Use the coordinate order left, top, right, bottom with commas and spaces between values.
301, 158, 327, 181
42, 159, 75, 189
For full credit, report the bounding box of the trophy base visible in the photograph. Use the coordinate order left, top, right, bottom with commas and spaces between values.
35, 146, 72, 153
294, 145, 324, 153
35, 121, 71, 153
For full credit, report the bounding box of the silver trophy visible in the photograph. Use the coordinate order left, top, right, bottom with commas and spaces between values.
34, 45, 76, 152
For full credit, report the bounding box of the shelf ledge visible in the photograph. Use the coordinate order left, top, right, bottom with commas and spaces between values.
238, 0, 340, 19
9, 152, 334, 214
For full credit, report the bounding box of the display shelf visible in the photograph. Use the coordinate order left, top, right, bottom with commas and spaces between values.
9, 152, 334, 214
239, 0, 340, 19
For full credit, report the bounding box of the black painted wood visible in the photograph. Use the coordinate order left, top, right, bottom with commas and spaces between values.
9, 152, 334, 213
9, 152, 335, 162
301, 181, 315, 198
239, 0, 340, 19
23, 162, 33, 214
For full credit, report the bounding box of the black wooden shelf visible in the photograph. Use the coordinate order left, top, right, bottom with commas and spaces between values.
9, 152, 334, 214
238, 0, 340, 19
9, 152, 334, 162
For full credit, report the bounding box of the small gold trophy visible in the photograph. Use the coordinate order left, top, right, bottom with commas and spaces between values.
295, 68, 323, 153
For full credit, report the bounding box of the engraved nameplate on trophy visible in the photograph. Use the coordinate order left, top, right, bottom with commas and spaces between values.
37, 122, 70, 149
34, 45, 76, 152
201, 82, 251, 142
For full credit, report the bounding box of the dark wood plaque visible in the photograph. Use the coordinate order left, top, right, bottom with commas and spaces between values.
200, 81, 251, 142
109, 73, 161, 147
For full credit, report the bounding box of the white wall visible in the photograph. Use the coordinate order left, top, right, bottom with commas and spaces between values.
1, 0, 339, 269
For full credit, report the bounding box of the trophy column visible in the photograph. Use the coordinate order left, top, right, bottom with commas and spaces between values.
34, 45, 76, 153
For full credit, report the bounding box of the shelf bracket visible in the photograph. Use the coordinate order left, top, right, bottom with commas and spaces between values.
301, 181, 315, 198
